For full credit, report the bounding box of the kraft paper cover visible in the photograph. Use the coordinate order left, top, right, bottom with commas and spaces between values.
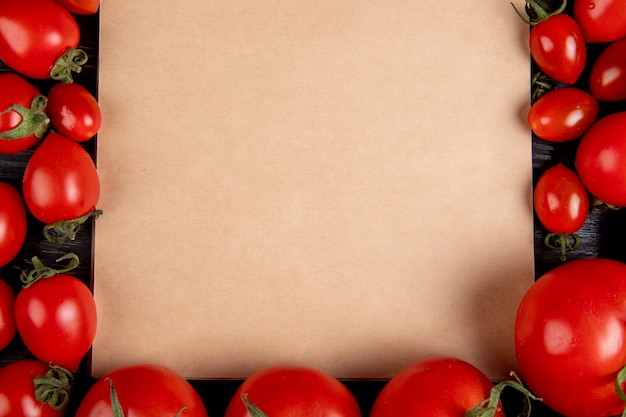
92, 0, 533, 379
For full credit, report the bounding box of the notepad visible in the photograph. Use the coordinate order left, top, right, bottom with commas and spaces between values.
92, 0, 533, 380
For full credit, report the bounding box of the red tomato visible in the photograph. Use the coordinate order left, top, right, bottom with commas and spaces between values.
0, 359, 69, 417
52, 0, 99, 14
0, 279, 16, 350
0, 182, 27, 268
528, 87, 598, 142
533, 164, 589, 233
47, 83, 102, 142
0, 0, 86, 82
529, 14, 587, 84
224, 365, 361, 417
75, 364, 208, 417
370, 357, 503, 417
15, 254, 97, 373
575, 111, 626, 207
22, 132, 100, 224
515, 258, 626, 417
589, 38, 626, 102
0, 73, 49, 154
573, 0, 626, 43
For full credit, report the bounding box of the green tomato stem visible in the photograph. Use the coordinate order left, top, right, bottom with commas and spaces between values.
33, 365, 74, 410
44, 209, 103, 244
0, 95, 50, 140
50, 48, 88, 84
544, 232, 582, 261
242, 394, 270, 417
466, 372, 542, 417
20, 252, 80, 287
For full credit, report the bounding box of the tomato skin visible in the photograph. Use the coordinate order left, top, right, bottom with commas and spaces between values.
52, 0, 99, 14
529, 14, 587, 84
528, 87, 598, 142
0, 279, 16, 350
224, 365, 361, 417
575, 111, 626, 207
0, 182, 27, 268
369, 356, 502, 417
47, 83, 102, 142
573, 0, 626, 43
589, 38, 626, 102
0, 0, 80, 79
15, 274, 97, 372
533, 164, 589, 233
75, 364, 209, 417
0, 359, 65, 417
515, 258, 626, 417
22, 132, 100, 224
0, 73, 47, 154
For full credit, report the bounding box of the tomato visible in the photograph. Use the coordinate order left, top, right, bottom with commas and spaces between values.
533, 164, 589, 259
0, 0, 87, 82
517, 0, 587, 85
15, 253, 97, 373
47, 83, 101, 142
75, 364, 208, 417
0, 359, 71, 417
528, 87, 598, 142
22, 132, 100, 225
589, 38, 626, 102
0, 73, 50, 154
224, 365, 361, 417
575, 111, 626, 207
516, 258, 626, 417
52, 0, 99, 14
369, 357, 505, 417
0, 279, 16, 350
573, 0, 626, 43
0, 182, 27, 268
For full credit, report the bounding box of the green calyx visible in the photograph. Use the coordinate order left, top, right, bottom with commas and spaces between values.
50, 48, 88, 84
241, 394, 269, 417
511, 0, 567, 26
544, 232, 582, 261
34, 365, 74, 410
0, 95, 50, 140
107, 378, 188, 417
20, 252, 80, 288
44, 209, 103, 244
466, 372, 542, 417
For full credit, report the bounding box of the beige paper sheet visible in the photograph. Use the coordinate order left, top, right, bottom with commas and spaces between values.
92, 0, 533, 380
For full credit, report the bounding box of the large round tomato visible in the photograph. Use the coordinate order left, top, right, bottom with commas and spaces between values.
52, 0, 99, 14
47, 82, 101, 142
589, 38, 626, 102
15, 254, 97, 373
224, 365, 361, 417
529, 13, 587, 84
0, 359, 69, 417
573, 0, 626, 43
370, 356, 503, 417
528, 87, 598, 142
0, 279, 16, 350
575, 111, 626, 207
22, 132, 100, 224
515, 258, 626, 417
0, 0, 86, 82
0, 73, 49, 154
0, 182, 27, 268
75, 364, 209, 417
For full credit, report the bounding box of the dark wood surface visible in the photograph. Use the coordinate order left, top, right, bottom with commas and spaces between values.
1, 4, 624, 416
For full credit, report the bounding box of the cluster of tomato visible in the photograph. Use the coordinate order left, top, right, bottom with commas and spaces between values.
515, 0, 626, 417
